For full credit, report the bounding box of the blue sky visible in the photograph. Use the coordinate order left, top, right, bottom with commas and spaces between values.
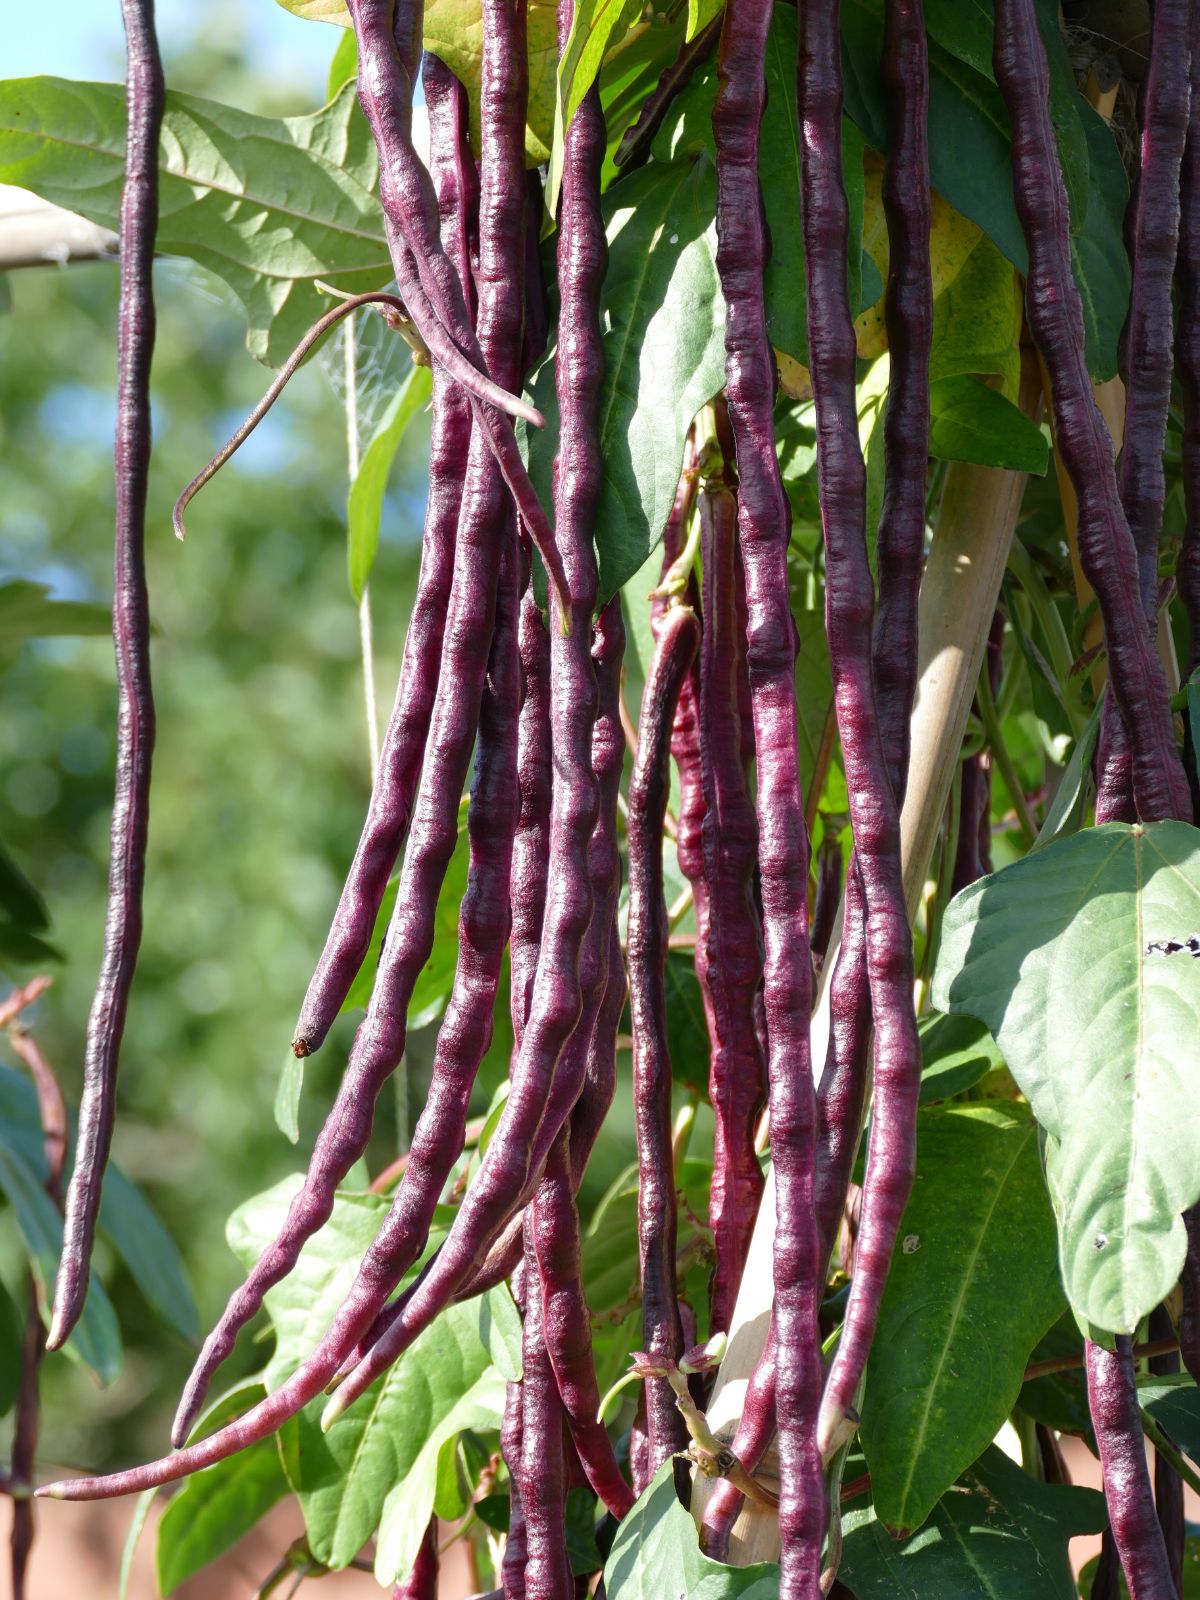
10, 0, 335, 102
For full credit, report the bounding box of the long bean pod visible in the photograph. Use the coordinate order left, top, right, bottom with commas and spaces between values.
713, 0, 826, 1585
501, 1326, 528, 1600
700, 1324, 778, 1558
50, 0, 165, 1351
992, 0, 1189, 822
318, 12, 611, 1427
1085, 1339, 1176, 1599
1178, 22, 1200, 671
518, 1234, 573, 1600
697, 482, 766, 1333
800, 0, 923, 1468
293, 58, 474, 1059
811, 0, 930, 1281
173, 28, 526, 1443
629, 601, 700, 1472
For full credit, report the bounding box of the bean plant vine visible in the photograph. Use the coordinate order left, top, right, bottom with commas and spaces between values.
6, 0, 1200, 1597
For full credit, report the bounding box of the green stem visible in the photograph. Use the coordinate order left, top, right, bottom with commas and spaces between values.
1140, 1410, 1200, 1499
1007, 540, 1087, 735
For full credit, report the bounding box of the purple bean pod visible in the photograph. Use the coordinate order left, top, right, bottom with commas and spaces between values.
1177, 20, 1200, 672
293, 57, 474, 1059
713, 0, 826, 1585
392, 1518, 439, 1600
810, 833, 843, 975
1117, 0, 1192, 626
316, 16, 610, 1426
1180, 1207, 1200, 1384
334, 601, 626, 1378
697, 482, 766, 1334
1148, 1307, 1185, 1595
50, 0, 164, 1351
531, 1129, 635, 1517
1091, 1531, 1122, 1600
993, 0, 1189, 822
798, 0, 923, 1468
346, 0, 568, 609
700, 1323, 778, 1558
628, 602, 701, 1472
172, 19, 528, 1444
511, 587, 554, 1048
1085, 1338, 1176, 1599
812, 0, 929, 1280
502, 1318, 528, 1600
518, 1230, 573, 1600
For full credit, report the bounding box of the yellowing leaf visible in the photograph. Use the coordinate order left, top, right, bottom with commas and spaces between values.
275, 0, 351, 21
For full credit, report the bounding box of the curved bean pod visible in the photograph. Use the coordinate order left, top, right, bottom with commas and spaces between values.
1178, 21, 1200, 672
518, 1233, 573, 1600
628, 602, 701, 1474
697, 483, 766, 1334
700, 1324, 778, 1558
51, 0, 165, 1351
392, 1519, 439, 1600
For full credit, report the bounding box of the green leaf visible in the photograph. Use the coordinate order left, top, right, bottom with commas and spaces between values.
0, 1275, 23, 1416
929, 232, 1022, 395
664, 951, 709, 1094
0, 1062, 198, 1342
0, 78, 391, 366
0, 578, 112, 656
118, 1489, 158, 1600
1033, 694, 1103, 851
1018, 1316, 1092, 1438
273, 1048, 304, 1144
840, 1446, 1105, 1599
326, 27, 358, 98
557, 0, 644, 155
860, 1105, 1064, 1534
1139, 1373, 1200, 1467
933, 821, 1200, 1334
604, 1461, 780, 1599
928, 376, 1049, 474
525, 155, 726, 602
341, 798, 470, 1024
0, 1137, 122, 1384
917, 1011, 1004, 1105
583, 1156, 712, 1313
1188, 669, 1200, 795
156, 1383, 289, 1594
226, 1175, 509, 1582
1070, 106, 1131, 382
686, 0, 722, 39
347, 361, 433, 600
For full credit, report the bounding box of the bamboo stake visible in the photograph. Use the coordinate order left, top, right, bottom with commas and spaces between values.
691, 349, 1043, 1561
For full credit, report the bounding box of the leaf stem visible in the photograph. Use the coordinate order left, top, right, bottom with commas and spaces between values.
343, 313, 380, 786
976, 661, 1038, 844
1022, 1334, 1178, 1382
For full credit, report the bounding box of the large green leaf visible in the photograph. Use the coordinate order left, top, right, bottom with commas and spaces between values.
0, 1062, 197, 1341
928, 376, 1049, 474
840, 1446, 1105, 1599
346, 360, 433, 600
1139, 1373, 1200, 1467
933, 822, 1200, 1334
859, 1104, 1064, 1534
525, 154, 727, 602
0, 78, 390, 365
0, 1138, 122, 1384
156, 1381, 289, 1595
652, 7, 874, 361
226, 1175, 518, 1582
604, 1462, 779, 1599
